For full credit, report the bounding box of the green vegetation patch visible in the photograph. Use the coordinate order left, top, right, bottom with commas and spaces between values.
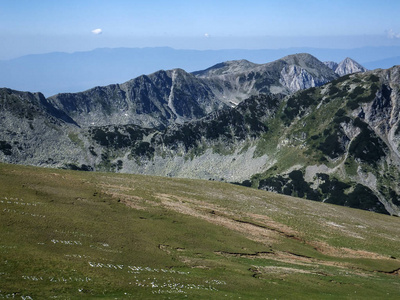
0, 141, 12, 155
0, 164, 269, 299
317, 173, 388, 214
252, 169, 389, 215
281, 88, 318, 125
349, 118, 387, 166
317, 128, 348, 159
346, 82, 380, 109
67, 132, 84, 149
257, 170, 321, 201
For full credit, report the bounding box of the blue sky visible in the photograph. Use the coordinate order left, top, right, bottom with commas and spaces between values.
1, 0, 400, 59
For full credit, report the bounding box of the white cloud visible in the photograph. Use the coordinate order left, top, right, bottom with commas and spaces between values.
91, 28, 102, 35
204, 33, 210, 38
387, 29, 400, 39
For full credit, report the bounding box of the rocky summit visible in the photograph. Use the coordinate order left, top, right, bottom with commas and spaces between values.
334, 57, 368, 76
3, 53, 400, 216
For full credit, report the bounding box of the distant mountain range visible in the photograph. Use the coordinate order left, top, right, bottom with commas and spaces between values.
1, 52, 399, 217
0, 46, 399, 96
47, 53, 339, 128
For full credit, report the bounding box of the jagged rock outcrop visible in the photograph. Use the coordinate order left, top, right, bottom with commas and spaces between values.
279, 65, 318, 93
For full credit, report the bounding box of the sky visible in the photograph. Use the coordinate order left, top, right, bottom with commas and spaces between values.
1, 0, 400, 60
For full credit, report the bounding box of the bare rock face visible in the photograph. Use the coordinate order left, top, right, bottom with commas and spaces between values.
279, 65, 317, 93
335, 57, 368, 76
275, 54, 338, 93
363, 67, 400, 166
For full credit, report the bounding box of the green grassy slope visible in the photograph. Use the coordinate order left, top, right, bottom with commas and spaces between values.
1, 163, 400, 299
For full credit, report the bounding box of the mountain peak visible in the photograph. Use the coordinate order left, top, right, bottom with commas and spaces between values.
279, 53, 325, 67
275, 53, 338, 81
335, 57, 367, 76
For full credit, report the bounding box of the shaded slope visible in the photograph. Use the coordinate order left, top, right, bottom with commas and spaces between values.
0, 88, 83, 167
49, 68, 226, 128
0, 88, 76, 125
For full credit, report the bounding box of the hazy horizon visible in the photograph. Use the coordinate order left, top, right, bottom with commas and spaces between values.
1, 0, 400, 60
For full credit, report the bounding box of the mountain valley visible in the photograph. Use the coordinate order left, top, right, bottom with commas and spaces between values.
1, 54, 399, 216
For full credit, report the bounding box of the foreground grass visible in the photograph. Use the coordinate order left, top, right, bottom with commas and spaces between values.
1, 163, 400, 299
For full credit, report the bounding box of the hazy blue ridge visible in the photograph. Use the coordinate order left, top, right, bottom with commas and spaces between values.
363, 56, 400, 70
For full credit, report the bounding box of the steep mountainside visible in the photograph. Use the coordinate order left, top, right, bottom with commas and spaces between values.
0, 88, 76, 125
0, 88, 84, 167
49, 68, 226, 128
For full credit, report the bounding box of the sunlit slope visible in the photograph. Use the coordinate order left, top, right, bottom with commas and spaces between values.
1, 163, 400, 299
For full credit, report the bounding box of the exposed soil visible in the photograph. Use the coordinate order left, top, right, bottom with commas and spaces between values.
99, 183, 398, 275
